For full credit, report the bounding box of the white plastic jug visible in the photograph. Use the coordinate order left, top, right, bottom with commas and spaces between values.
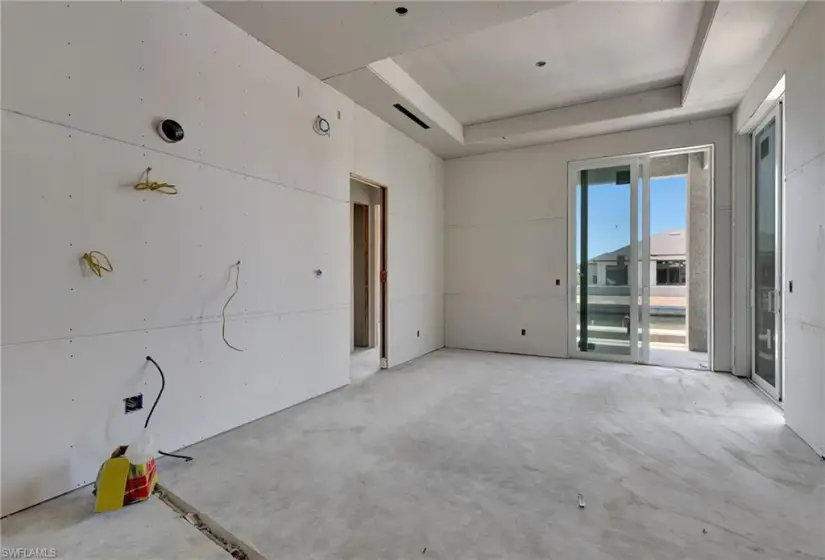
125, 429, 157, 465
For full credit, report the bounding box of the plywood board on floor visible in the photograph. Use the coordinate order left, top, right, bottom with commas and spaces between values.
0, 489, 227, 560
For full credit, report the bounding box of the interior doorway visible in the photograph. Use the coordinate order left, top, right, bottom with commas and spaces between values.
353, 203, 370, 348
350, 175, 388, 382
568, 147, 713, 369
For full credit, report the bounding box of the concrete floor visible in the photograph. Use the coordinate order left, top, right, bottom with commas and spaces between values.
3, 349, 824, 559
649, 347, 709, 370
0, 484, 228, 559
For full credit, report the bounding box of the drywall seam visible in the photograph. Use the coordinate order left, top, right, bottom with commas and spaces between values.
444, 116, 731, 367
2, 1, 444, 516
1, 304, 351, 348
785, 152, 825, 179
446, 217, 565, 229
448, 116, 731, 163
1, 108, 349, 206
388, 294, 445, 304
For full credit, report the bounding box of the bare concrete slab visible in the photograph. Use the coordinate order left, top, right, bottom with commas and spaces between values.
160, 349, 825, 559
0, 488, 228, 560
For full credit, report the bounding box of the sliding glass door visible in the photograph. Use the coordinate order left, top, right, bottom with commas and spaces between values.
570, 150, 714, 367
751, 103, 783, 400
569, 157, 648, 361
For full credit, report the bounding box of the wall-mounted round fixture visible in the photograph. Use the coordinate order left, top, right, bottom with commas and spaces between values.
313, 115, 331, 137
156, 119, 184, 143
395, 6, 408, 15
535, 60, 547, 68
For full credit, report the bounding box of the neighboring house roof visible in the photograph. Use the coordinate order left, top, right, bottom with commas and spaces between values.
590, 230, 685, 262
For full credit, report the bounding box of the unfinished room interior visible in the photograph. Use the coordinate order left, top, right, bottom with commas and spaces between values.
1, 1, 824, 558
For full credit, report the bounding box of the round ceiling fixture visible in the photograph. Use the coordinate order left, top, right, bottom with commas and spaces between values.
395, 6, 408, 15
535, 60, 547, 68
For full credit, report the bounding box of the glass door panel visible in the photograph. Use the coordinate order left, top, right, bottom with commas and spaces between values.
573, 163, 638, 359
752, 109, 782, 399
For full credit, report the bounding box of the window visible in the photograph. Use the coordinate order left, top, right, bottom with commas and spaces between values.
606, 264, 628, 286
656, 260, 685, 286
592, 275, 598, 284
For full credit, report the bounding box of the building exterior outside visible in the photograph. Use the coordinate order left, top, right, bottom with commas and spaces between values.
582, 229, 703, 349
587, 229, 687, 307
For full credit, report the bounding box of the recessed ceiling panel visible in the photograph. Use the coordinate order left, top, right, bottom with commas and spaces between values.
394, 1, 704, 124
207, 1, 561, 80
686, 1, 804, 104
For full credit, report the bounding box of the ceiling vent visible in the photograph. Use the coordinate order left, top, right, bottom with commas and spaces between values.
393, 103, 430, 130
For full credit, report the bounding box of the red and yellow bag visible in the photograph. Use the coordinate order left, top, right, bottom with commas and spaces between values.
94, 445, 158, 512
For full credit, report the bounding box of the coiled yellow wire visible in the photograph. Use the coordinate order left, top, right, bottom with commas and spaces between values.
133, 167, 177, 195
82, 251, 113, 277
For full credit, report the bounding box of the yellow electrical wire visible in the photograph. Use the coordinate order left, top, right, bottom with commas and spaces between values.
82, 251, 113, 277
222, 260, 244, 352
133, 167, 177, 195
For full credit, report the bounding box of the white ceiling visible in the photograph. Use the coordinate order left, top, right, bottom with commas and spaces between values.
325, 65, 463, 156
207, 1, 558, 80
208, 1, 805, 159
683, 1, 805, 106
393, 1, 704, 124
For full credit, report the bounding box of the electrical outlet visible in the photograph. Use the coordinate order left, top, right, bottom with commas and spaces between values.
124, 394, 143, 414
521, 329, 526, 336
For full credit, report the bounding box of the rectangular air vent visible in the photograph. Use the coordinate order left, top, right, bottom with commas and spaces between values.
393, 104, 430, 130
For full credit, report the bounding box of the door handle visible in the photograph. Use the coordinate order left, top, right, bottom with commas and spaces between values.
766, 290, 781, 314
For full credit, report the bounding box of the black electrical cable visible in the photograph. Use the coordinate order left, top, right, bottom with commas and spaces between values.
157, 450, 193, 461
144, 356, 164, 429
145, 356, 193, 462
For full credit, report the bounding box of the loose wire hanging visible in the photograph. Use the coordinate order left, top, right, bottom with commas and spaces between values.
133, 167, 177, 195
145, 356, 193, 462
82, 251, 113, 277
222, 261, 244, 352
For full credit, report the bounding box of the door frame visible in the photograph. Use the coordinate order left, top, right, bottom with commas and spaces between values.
350, 173, 389, 368
567, 155, 642, 363
749, 100, 784, 401
567, 145, 715, 366
639, 156, 652, 365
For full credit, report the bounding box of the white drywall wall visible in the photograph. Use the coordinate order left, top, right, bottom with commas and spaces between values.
354, 107, 446, 366
351, 180, 373, 205
0, 2, 443, 516
444, 117, 732, 369
734, 2, 825, 456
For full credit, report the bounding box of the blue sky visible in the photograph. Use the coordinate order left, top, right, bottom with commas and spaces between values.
576, 176, 687, 259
